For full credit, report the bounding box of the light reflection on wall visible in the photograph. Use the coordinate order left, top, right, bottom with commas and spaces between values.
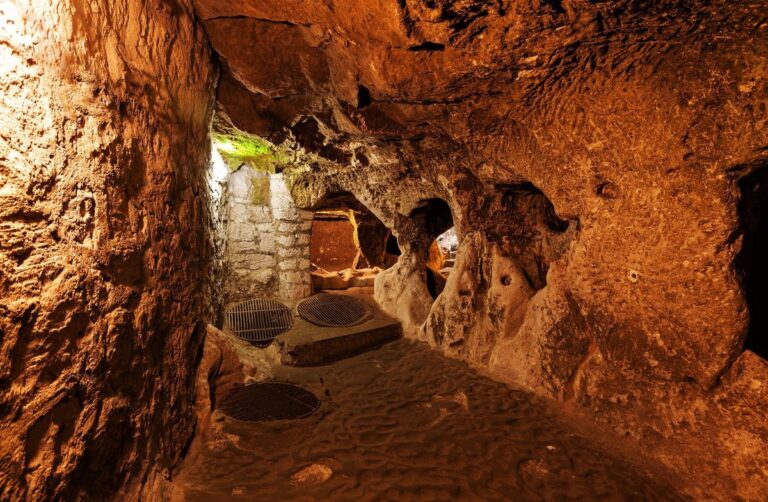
208, 145, 229, 200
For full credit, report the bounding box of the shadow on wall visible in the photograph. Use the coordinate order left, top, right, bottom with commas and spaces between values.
735, 164, 768, 359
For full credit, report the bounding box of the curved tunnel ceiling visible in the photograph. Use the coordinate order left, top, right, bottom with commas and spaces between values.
195, 0, 766, 187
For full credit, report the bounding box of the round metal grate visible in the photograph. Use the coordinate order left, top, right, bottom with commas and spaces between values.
223, 299, 293, 345
297, 293, 373, 327
218, 382, 320, 422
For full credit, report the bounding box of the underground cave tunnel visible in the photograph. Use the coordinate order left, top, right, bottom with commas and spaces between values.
2, 1, 768, 501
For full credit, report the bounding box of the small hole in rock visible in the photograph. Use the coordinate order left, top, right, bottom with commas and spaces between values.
386, 234, 401, 256
357, 85, 372, 108
407, 41, 445, 52
596, 181, 618, 199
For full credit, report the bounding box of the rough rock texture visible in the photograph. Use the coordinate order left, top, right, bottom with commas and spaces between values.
0, 1, 216, 500
193, 0, 768, 498
223, 168, 312, 303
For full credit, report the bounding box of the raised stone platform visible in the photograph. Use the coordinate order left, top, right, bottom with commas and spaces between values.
275, 293, 401, 366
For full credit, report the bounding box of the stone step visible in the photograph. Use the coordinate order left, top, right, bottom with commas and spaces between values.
275, 299, 401, 366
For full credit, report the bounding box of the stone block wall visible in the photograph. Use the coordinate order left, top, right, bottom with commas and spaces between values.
224, 166, 312, 303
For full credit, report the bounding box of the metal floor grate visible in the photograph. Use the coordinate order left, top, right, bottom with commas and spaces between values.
223, 299, 293, 345
218, 382, 320, 422
297, 293, 373, 327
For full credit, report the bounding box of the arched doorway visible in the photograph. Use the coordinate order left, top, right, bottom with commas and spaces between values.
409, 198, 456, 299
310, 193, 399, 293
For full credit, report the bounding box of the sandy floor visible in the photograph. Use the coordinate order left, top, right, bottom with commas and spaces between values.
174, 338, 683, 501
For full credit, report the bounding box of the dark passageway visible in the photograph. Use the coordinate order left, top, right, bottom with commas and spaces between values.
736, 166, 768, 359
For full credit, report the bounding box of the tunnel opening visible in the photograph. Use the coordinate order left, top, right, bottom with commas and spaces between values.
311, 210, 360, 272
410, 198, 456, 299
426, 227, 458, 299
310, 192, 399, 293
386, 234, 402, 257
735, 165, 768, 360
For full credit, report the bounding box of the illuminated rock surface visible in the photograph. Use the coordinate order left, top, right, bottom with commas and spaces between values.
0, 1, 216, 500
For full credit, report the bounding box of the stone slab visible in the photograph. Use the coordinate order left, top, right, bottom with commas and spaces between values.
275, 294, 402, 366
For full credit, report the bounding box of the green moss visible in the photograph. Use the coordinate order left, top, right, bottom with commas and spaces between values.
212, 132, 285, 173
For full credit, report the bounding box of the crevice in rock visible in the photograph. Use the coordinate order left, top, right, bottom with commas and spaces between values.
407, 41, 446, 52
204, 15, 311, 28
396, 0, 415, 38
735, 164, 768, 360
386, 234, 402, 257
542, 0, 567, 15
357, 85, 372, 108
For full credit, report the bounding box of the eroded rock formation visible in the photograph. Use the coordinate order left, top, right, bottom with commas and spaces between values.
0, 1, 216, 499
194, 0, 768, 498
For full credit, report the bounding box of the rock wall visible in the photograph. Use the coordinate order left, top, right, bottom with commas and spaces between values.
0, 1, 216, 500
223, 167, 312, 304
192, 0, 768, 498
